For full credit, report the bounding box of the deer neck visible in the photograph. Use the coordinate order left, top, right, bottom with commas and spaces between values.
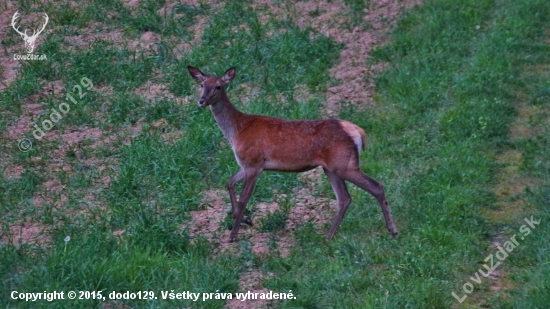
209, 92, 242, 144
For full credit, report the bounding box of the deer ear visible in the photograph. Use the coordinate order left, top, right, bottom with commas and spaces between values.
222, 67, 236, 84
188, 66, 208, 82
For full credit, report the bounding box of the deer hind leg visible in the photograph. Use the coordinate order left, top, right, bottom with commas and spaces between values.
324, 168, 352, 240
339, 169, 398, 238
228, 168, 261, 242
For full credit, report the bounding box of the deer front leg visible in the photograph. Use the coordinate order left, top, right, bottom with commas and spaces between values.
226, 169, 252, 225
228, 168, 261, 242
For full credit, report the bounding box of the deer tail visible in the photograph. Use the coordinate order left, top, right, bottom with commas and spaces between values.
338, 120, 367, 153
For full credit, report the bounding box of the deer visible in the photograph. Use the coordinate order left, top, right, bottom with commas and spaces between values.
188, 66, 398, 242
11, 11, 49, 54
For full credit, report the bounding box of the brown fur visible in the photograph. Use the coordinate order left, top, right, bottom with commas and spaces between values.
233, 116, 358, 173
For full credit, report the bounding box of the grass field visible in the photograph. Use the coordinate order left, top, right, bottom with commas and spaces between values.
1, 0, 549, 308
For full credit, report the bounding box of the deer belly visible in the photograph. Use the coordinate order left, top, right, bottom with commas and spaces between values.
232, 140, 325, 172
263, 156, 320, 172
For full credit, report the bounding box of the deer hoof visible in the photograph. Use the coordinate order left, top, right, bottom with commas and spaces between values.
242, 216, 253, 226
228, 230, 239, 242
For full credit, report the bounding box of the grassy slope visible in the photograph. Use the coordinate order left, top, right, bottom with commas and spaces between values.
266, 0, 550, 308
1, 0, 549, 308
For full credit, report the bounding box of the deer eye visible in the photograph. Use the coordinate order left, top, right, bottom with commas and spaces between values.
216, 86, 221, 90
200, 84, 203, 88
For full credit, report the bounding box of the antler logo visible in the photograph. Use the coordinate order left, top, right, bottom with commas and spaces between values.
11, 11, 49, 54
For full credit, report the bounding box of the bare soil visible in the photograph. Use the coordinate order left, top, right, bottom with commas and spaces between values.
1, 0, 419, 299
226, 271, 274, 309
0, 220, 49, 247
252, 0, 421, 115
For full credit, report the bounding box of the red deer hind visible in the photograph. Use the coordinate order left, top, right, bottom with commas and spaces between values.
188, 66, 398, 242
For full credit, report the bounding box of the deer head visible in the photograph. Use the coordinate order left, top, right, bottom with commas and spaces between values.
188, 66, 236, 107
11, 11, 49, 54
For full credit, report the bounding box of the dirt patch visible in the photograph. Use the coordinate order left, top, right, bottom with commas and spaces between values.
171, 40, 192, 60
33, 178, 68, 207
3, 101, 45, 142
185, 189, 229, 239
250, 0, 290, 25
112, 229, 125, 237
0, 221, 49, 247
286, 189, 338, 233
472, 241, 516, 302
296, 166, 324, 189
3, 165, 24, 180
27, 120, 140, 212
510, 104, 548, 140
248, 202, 280, 255
478, 150, 537, 302
186, 170, 340, 258
494, 151, 535, 198
482, 150, 536, 226
44, 126, 104, 145
0, 1, 17, 41
226, 271, 274, 309
121, 0, 140, 9
63, 23, 164, 55
275, 234, 294, 258
62, 23, 126, 51
134, 81, 189, 105
214, 200, 297, 257
292, 84, 314, 103
286, 167, 337, 233
184, 170, 343, 260
44, 79, 65, 95
151, 118, 186, 145
157, 0, 201, 14
102, 302, 134, 309
472, 33, 550, 306
162, 4, 211, 58
33, 121, 141, 221
322, 0, 420, 115
44, 127, 104, 162
187, 185, 329, 256
510, 63, 550, 140
252, 0, 421, 115
188, 15, 209, 46
160, 130, 186, 145
170, 14, 210, 58
131, 31, 160, 52
236, 83, 262, 105
0, 59, 19, 91
186, 190, 284, 256
119, 0, 212, 58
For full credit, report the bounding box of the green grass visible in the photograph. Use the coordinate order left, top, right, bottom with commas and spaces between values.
1, 0, 549, 308
263, 0, 550, 308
